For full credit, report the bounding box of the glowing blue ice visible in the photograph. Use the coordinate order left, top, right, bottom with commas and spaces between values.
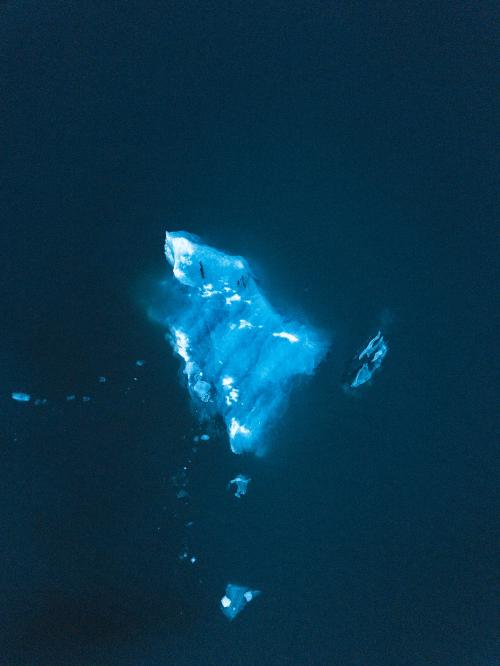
220, 583, 261, 620
346, 330, 388, 389
229, 474, 251, 498
11, 392, 31, 402
158, 231, 327, 455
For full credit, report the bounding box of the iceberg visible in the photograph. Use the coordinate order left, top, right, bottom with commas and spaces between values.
228, 474, 251, 498
220, 583, 261, 621
11, 392, 31, 402
156, 231, 328, 455
342, 330, 388, 390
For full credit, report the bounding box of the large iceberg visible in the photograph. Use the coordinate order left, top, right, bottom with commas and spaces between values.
156, 231, 327, 455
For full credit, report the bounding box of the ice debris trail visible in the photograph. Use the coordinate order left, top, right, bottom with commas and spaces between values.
158, 230, 328, 455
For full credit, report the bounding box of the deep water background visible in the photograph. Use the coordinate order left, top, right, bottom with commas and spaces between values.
0, 2, 497, 665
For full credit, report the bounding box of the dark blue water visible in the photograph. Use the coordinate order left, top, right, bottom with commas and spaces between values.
1, 2, 497, 664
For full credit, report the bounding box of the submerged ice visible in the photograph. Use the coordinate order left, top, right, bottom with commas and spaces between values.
159, 231, 327, 455
220, 583, 261, 621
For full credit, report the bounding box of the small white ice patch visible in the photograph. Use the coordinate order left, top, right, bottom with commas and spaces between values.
272, 331, 299, 343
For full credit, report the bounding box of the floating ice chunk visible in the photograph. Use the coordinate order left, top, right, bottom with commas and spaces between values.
11, 392, 31, 402
351, 363, 371, 387
155, 230, 328, 455
66, 394, 76, 401
176, 489, 189, 499
98, 376, 107, 383
82, 396, 91, 402
200, 434, 210, 441
272, 331, 299, 343
34, 398, 48, 406
229, 474, 251, 498
358, 330, 384, 361
135, 359, 145, 366
343, 330, 389, 390
220, 583, 261, 621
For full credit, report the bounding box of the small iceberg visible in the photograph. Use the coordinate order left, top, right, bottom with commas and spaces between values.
228, 474, 251, 498
11, 392, 31, 402
220, 583, 261, 621
342, 330, 388, 390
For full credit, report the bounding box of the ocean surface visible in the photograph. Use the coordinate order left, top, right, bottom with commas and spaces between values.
1, 2, 497, 665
